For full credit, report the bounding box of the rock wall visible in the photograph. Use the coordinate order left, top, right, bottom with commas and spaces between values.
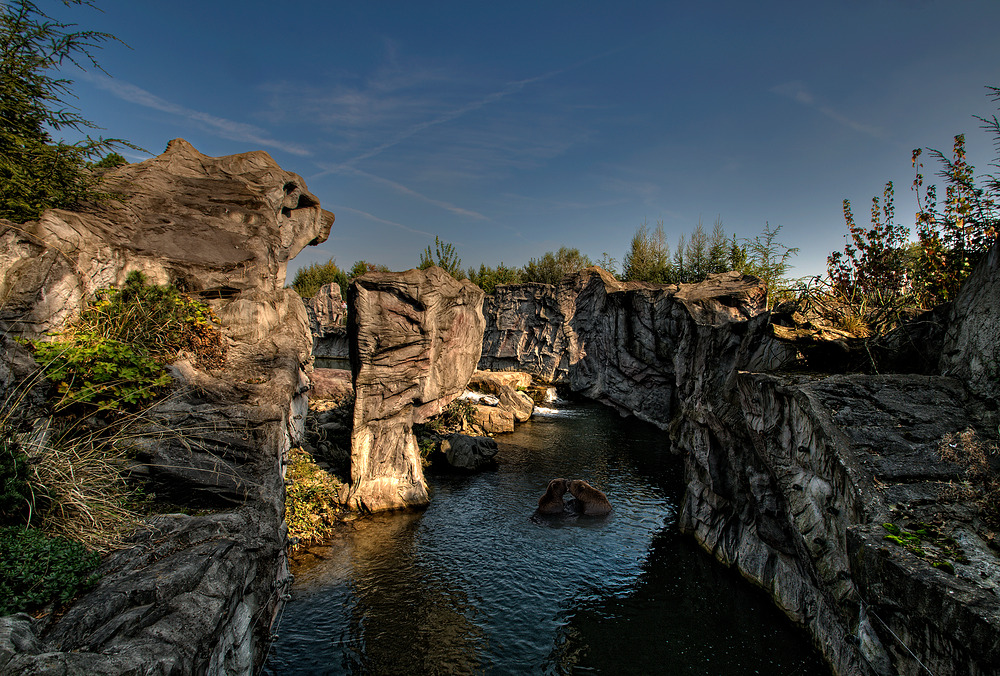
348, 266, 485, 511
0, 139, 332, 674
480, 268, 775, 427
304, 282, 349, 358
940, 238, 1000, 402
479, 259, 1000, 676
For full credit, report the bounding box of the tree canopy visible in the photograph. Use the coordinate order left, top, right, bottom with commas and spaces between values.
0, 0, 132, 222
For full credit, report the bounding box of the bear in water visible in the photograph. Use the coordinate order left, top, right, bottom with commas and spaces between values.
568, 479, 612, 516
537, 478, 569, 514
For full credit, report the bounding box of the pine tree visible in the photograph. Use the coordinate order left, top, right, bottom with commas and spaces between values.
0, 0, 133, 222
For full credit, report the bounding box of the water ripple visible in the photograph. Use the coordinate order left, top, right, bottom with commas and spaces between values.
266, 401, 829, 676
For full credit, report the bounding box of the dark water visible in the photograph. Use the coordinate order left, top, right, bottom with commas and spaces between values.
264, 401, 830, 675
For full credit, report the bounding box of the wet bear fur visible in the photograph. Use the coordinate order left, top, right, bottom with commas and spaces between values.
568, 479, 612, 516
537, 478, 568, 514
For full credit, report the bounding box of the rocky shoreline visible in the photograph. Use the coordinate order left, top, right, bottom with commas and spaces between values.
1, 138, 997, 675
478, 250, 1000, 675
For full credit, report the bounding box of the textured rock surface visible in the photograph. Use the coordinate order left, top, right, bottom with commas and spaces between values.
310, 367, 353, 401
692, 372, 999, 676
0, 138, 333, 338
467, 370, 534, 425
480, 268, 778, 427
441, 433, 499, 471
0, 139, 331, 674
305, 282, 349, 358
348, 266, 485, 511
482, 262, 1000, 675
468, 369, 532, 393
940, 237, 1000, 401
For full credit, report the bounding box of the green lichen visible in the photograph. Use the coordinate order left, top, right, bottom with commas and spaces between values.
881, 521, 969, 571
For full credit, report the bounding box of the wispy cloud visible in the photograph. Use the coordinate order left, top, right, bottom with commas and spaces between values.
328, 204, 434, 237
319, 164, 489, 221
500, 192, 631, 211
336, 69, 571, 169
770, 81, 882, 138
81, 73, 311, 156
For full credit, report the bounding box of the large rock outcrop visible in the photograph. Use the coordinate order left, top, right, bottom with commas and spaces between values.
479, 255, 1000, 676
347, 266, 485, 511
940, 238, 1000, 402
480, 268, 778, 427
304, 282, 349, 358
0, 139, 333, 674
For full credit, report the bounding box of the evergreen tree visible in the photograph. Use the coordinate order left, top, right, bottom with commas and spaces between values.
418, 236, 464, 279
0, 0, 134, 222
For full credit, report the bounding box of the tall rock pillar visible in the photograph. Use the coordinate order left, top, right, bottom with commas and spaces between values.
348, 266, 485, 511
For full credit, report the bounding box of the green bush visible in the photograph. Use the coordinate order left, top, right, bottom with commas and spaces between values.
521, 247, 592, 285
0, 525, 101, 615
284, 447, 342, 547
466, 262, 523, 294
32, 334, 171, 411
31, 271, 223, 413
418, 236, 464, 279
90, 152, 128, 169
0, 1, 136, 222
0, 437, 32, 523
291, 258, 350, 298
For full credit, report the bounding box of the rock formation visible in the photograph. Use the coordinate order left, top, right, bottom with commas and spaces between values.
480, 268, 778, 427
440, 433, 499, 471
304, 282, 349, 358
347, 266, 485, 511
478, 254, 1000, 676
0, 139, 332, 674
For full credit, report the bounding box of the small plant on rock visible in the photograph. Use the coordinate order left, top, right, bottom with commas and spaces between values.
0, 525, 101, 615
284, 447, 343, 548
30, 271, 225, 413
938, 428, 1000, 530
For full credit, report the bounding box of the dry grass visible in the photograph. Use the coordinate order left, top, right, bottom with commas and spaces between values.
938, 428, 1000, 530
17, 417, 141, 552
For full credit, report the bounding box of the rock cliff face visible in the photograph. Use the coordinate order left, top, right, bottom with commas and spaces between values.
478, 253, 1000, 676
304, 282, 349, 358
480, 268, 777, 427
0, 139, 332, 674
348, 266, 485, 511
940, 239, 1000, 402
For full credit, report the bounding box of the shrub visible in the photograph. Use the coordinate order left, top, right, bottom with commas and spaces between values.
828, 181, 909, 299
291, 257, 350, 298
426, 398, 477, 433
466, 262, 522, 294
938, 428, 1000, 529
31, 271, 224, 413
90, 152, 128, 169
0, 525, 101, 615
521, 247, 591, 285
284, 447, 343, 548
0, 0, 137, 222
418, 236, 464, 279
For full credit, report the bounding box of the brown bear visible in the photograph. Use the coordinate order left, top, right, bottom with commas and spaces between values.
568, 479, 612, 516
537, 478, 569, 514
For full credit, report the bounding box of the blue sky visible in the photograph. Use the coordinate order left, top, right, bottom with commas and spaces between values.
49, 0, 1000, 281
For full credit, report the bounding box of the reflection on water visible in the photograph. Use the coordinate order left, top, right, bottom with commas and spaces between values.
265, 401, 829, 675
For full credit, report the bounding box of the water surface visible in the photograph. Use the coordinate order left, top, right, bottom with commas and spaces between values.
265, 401, 829, 675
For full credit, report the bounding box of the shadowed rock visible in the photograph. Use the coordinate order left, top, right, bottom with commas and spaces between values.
0, 139, 332, 674
347, 266, 485, 511
305, 282, 349, 358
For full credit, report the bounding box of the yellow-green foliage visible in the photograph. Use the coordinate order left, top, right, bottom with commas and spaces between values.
291, 258, 350, 299
30, 271, 225, 413
284, 447, 343, 547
